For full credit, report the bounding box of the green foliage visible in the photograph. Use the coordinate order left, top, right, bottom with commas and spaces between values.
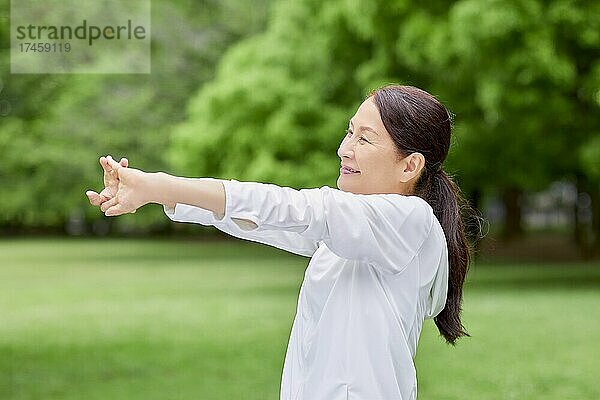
1, 0, 599, 230
440, 0, 600, 192
581, 134, 600, 180
0, 0, 270, 230
169, 0, 395, 188
172, 0, 600, 197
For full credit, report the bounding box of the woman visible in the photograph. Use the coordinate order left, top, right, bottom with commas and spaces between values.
86, 85, 473, 400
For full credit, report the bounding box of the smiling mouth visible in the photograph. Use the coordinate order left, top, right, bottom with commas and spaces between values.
340, 166, 361, 175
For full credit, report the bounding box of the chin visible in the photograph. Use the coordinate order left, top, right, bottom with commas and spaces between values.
336, 178, 358, 194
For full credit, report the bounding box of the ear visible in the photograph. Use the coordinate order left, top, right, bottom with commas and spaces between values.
399, 152, 425, 182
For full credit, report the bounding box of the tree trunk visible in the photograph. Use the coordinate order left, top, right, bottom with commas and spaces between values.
501, 186, 524, 240
574, 175, 597, 259
591, 187, 600, 258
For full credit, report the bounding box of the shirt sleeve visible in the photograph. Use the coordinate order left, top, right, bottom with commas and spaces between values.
216, 179, 433, 274
163, 179, 320, 257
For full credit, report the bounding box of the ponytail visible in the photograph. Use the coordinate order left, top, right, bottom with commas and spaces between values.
416, 168, 478, 346
370, 84, 485, 345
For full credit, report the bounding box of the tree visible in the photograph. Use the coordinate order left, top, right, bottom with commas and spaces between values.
173, 0, 600, 248
0, 0, 271, 233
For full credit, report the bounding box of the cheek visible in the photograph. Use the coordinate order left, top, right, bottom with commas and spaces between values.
356, 149, 378, 169
362, 153, 396, 177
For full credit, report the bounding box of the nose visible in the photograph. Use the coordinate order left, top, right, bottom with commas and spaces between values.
337, 137, 354, 160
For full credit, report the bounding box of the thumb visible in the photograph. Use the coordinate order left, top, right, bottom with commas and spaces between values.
105, 203, 125, 217
106, 155, 123, 175
86, 190, 104, 206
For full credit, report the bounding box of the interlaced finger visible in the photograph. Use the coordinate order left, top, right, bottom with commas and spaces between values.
100, 196, 119, 213
105, 155, 123, 175
100, 156, 114, 175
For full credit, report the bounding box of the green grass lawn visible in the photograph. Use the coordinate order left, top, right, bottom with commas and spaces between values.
0, 238, 598, 400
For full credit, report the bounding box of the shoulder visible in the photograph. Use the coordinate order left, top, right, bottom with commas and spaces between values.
378, 193, 434, 240
317, 186, 434, 241
317, 186, 433, 220
308, 186, 436, 272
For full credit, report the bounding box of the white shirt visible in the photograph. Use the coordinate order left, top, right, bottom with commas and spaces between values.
164, 179, 449, 400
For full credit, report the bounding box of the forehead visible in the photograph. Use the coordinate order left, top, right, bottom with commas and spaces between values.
351, 97, 389, 137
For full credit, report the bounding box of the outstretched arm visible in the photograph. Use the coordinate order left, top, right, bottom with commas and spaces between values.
149, 173, 226, 218
86, 154, 433, 272
86, 155, 226, 218
86, 155, 320, 257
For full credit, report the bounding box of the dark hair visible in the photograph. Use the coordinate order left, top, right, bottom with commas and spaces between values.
370, 84, 477, 346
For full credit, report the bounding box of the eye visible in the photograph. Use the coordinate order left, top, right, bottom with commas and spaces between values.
345, 129, 369, 144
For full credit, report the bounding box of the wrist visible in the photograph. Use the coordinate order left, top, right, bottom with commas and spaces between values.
144, 171, 172, 207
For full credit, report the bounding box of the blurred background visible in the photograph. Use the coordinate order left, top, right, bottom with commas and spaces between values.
1, 0, 599, 399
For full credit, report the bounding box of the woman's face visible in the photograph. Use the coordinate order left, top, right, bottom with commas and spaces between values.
336, 96, 424, 195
